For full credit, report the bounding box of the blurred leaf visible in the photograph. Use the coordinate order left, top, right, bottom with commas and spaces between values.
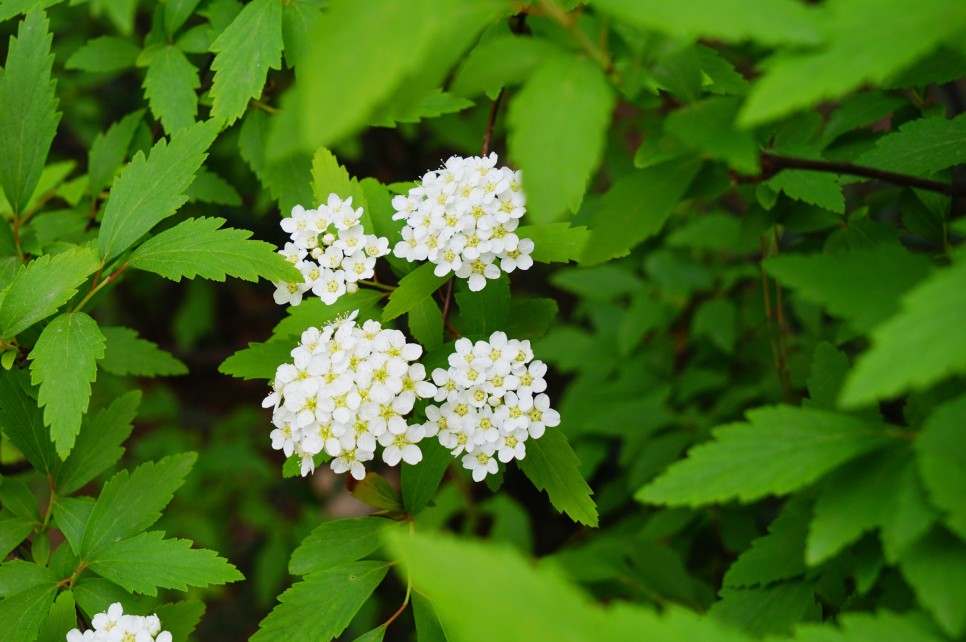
508, 53, 614, 223
710, 581, 819, 637
518, 429, 598, 527
916, 395, 966, 540
517, 223, 589, 264
351, 472, 404, 513
0, 10, 60, 214
789, 611, 946, 642
551, 265, 642, 300
289, 517, 398, 575
805, 342, 849, 410
252, 562, 389, 642
64, 35, 139, 72
898, 528, 966, 637
280, 0, 323, 68
28, 312, 105, 457
411, 589, 448, 642
209, 0, 282, 123
154, 600, 205, 642
81, 452, 197, 557
372, 90, 473, 127
858, 112, 966, 176
503, 298, 558, 340
128, 216, 299, 283
87, 530, 244, 596
456, 275, 508, 337
99, 119, 220, 263
723, 499, 809, 588
99, 326, 187, 377
452, 34, 564, 98
352, 627, 386, 642
691, 299, 736, 353
218, 338, 292, 381
383, 262, 447, 321
184, 169, 242, 205
401, 439, 451, 515
143, 46, 199, 135
841, 260, 966, 407
88, 109, 143, 196
238, 109, 315, 214
164, 0, 202, 34
638, 406, 892, 506
665, 97, 758, 173
767, 170, 844, 213
581, 159, 701, 265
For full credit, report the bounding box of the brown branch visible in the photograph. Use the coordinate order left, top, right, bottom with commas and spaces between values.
481, 89, 505, 157
760, 152, 966, 198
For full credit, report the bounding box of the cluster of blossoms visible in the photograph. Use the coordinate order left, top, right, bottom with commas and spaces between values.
391, 152, 534, 292
423, 331, 560, 481
273, 194, 390, 306
263, 312, 436, 479
67, 603, 171, 642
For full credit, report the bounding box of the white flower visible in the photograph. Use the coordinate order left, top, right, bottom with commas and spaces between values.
67, 603, 172, 642
462, 444, 498, 481
379, 423, 425, 466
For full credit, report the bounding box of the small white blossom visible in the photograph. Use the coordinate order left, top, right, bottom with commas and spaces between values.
67, 603, 172, 642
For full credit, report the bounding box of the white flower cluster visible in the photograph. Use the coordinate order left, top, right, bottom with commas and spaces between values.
263, 312, 436, 479
423, 332, 560, 481
273, 194, 390, 307
391, 152, 534, 292
67, 603, 171, 642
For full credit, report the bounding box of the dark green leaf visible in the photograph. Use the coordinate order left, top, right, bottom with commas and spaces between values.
724, 499, 809, 587
0, 518, 34, 560
65, 35, 139, 72
805, 342, 849, 410
451, 34, 564, 98
411, 592, 448, 642
916, 395, 966, 540
518, 429, 597, 527
858, 112, 966, 176
273, 290, 384, 337
351, 472, 403, 512
503, 298, 558, 340
401, 439, 451, 515
456, 275, 508, 337
184, 169, 242, 205
665, 97, 758, 173
0, 369, 58, 476
710, 581, 819, 637
516, 224, 589, 264
407, 297, 443, 351
98, 326, 187, 377
154, 600, 205, 642
289, 517, 397, 575
898, 528, 966, 637
371, 90, 473, 127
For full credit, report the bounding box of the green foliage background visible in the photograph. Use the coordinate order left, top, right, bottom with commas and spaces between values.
1, 0, 966, 640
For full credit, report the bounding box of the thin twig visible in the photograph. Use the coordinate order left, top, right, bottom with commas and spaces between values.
481, 89, 505, 157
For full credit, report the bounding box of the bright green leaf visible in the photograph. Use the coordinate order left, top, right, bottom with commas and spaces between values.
858, 113, 966, 176
310, 147, 367, 219
219, 338, 292, 381
35, 590, 74, 642
99, 326, 187, 377
143, 45, 199, 135
518, 429, 597, 527
65, 35, 139, 72
516, 223, 589, 264
28, 312, 105, 457
164, 0, 202, 34
371, 90, 474, 127
280, 0, 323, 68
383, 262, 446, 321
451, 34, 564, 98
209, 0, 283, 124
0, 518, 35, 560
289, 517, 398, 575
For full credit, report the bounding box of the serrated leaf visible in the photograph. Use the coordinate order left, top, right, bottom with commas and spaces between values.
383, 262, 446, 321
0, 247, 99, 339
764, 246, 932, 334
351, 472, 403, 512
98, 119, 220, 263
252, 561, 388, 642
581, 159, 701, 265
219, 338, 292, 381
0, 10, 60, 214
840, 260, 966, 406
858, 113, 966, 176
98, 327, 187, 377
80, 452, 196, 557
916, 395, 966, 540
142, 45, 199, 135
768, 170, 844, 213
711, 581, 819, 637
0, 369, 58, 475
508, 53, 613, 223
518, 429, 597, 527
807, 445, 912, 565
56, 391, 140, 495
898, 528, 966, 637
88, 109, 143, 197
665, 97, 759, 174
64, 35, 139, 72
516, 224, 589, 264
592, 0, 821, 47
128, 216, 299, 283
401, 439, 451, 515
87, 530, 243, 595
35, 589, 74, 642
209, 0, 282, 123
310, 147, 367, 217
371, 89, 473, 127
0, 583, 57, 642
451, 34, 564, 98
28, 312, 105, 457
238, 109, 315, 215
289, 517, 397, 575
184, 169, 241, 205
739, 0, 966, 126
638, 406, 892, 507
456, 275, 508, 337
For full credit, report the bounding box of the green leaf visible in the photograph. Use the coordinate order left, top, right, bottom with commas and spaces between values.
507, 53, 614, 223
790, 611, 946, 642
98, 119, 220, 263
407, 296, 443, 351
289, 517, 398, 575
451, 34, 564, 98
56, 391, 139, 495
65, 35, 139, 72
805, 342, 849, 410
0, 369, 58, 476
0, 560, 57, 597
916, 395, 966, 540
371, 89, 473, 127
691, 299, 736, 353
209, 0, 282, 124
86, 530, 243, 596
840, 260, 966, 406
411, 592, 448, 642
739, 0, 966, 126
518, 429, 597, 527
383, 262, 447, 322
184, 169, 242, 205
219, 338, 292, 381
35, 590, 74, 642
128, 216, 299, 283
592, 0, 821, 47
80, 452, 197, 557
767, 170, 844, 213
0, 10, 60, 214
638, 406, 892, 507
310, 147, 367, 217
710, 581, 819, 637
581, 159, 702, 265
273, 290, 384, 337
665, 97, 759, 174
807, 445, 912, 565
28, 312, 106, 457
142, 45, 199, 135
764, 246, 932, 333
280, 0, 323, 68
0, 518, 35, 560
351, 472, 404, 513
516, 224, 589, 264
898, 528, 966, 637
401, 439, 451, 515
723, 498, 809, 588
0, 476, 38, 520
858, 113, 966, 176
0, 583, 57, 642
352, 627, 386, 642
252, 561, 389, 642
238, 109, 315, 214
503, 298, 558, 340
98, 326, 187, 377
88, 109, 144, 197
551, 265, 642, 301
456, 275, 508, 337
0, 247, 100, 339
154, 600, 205, 642
164, 0, 202, 34
51, 497, 94, 555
